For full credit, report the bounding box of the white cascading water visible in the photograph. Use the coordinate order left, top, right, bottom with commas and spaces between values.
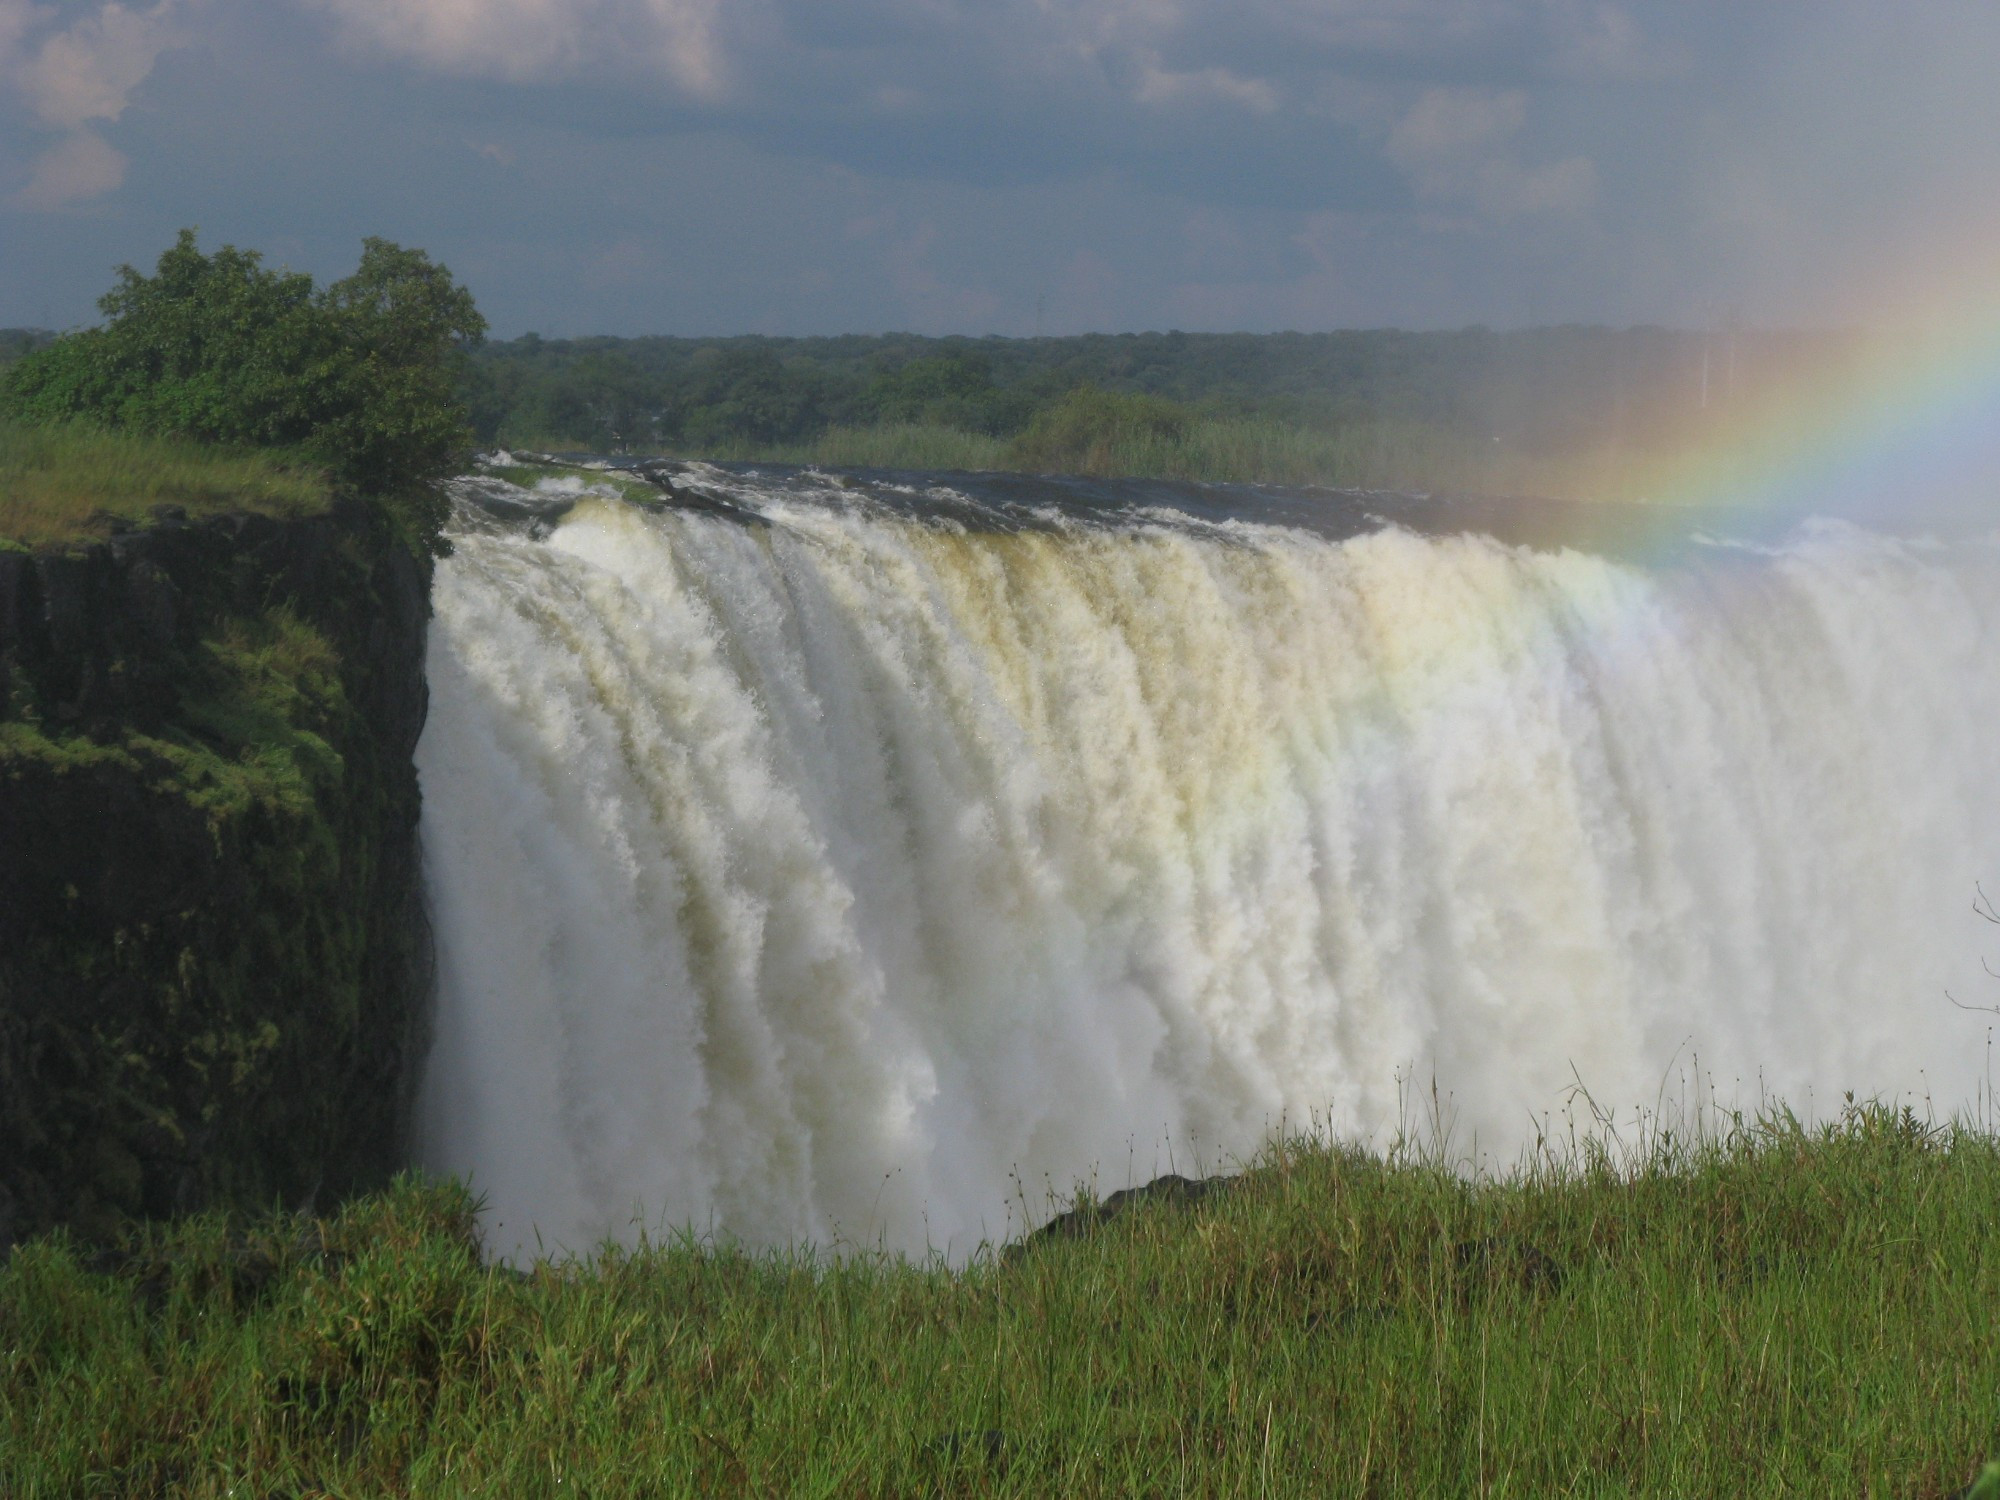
414, 474, 2000, 1260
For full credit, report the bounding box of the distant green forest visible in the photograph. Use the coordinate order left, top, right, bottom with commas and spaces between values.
3, 322, 1869, 500
459, 325, 1872, 501
453, 326, 1850, 450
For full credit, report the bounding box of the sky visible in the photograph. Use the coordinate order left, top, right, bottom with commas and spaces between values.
1, 2, 1997, 339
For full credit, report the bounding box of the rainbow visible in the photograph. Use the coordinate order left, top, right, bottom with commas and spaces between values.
1639, 276, 2000, 527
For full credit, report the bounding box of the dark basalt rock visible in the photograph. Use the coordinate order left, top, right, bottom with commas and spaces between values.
463, 487, 579, 526
0, 497, 435, 1251
1005, 1171, 1237, 1263
474, 453, 770, 528
631, 463, 769, 525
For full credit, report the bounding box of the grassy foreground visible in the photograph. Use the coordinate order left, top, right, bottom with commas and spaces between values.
6, 1102, 1998, 1496
0, 420, 330, 546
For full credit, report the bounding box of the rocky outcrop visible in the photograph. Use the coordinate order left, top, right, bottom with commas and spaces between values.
1003, 1172, 1237, 1265
0, 496, 433, 1248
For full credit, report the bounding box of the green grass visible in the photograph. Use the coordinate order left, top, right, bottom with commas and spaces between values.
0, 420, 331, 546
6, 1101, 1998, 1496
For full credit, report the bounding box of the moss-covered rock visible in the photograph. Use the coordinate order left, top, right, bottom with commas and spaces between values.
0, 496, 432, 1248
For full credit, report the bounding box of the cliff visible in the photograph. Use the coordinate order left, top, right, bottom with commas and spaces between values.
0, 495, 432, 1247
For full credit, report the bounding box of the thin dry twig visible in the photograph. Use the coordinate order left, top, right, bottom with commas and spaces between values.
1946, 989, 2000, 1019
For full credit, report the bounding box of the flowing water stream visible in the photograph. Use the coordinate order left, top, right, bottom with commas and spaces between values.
414, 464, 2000, 1259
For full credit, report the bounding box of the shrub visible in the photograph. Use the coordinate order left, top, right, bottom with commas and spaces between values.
1009, 384, 1193, 473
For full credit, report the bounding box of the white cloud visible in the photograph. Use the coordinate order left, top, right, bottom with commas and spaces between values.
305, 0, 734, 96
1497, 152, 1593, 215
1538, 0, 1682, 79
1132, 53, 1279, 113
0, 1, 37, 65
1388, 86, 1592, 219
1033, 0, 1183, 55
290, 0, 1661, 112
1232, 0, 1516, 54
1389, 86, 1526, 185
12, 127, 126, 208
3, 1, 190, 209
17, 1, 185, 129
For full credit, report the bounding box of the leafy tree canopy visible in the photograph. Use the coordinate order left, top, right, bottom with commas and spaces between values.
1, 231, 485, 553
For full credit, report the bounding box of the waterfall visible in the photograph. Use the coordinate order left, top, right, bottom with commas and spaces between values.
414, 470, 2000, 1260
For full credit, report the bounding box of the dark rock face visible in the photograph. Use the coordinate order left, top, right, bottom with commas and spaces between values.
1004, 1172, 1235, 1264
0, 497, 434, 1248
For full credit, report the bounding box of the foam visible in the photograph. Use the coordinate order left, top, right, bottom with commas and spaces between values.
414, 492, 2000, 1260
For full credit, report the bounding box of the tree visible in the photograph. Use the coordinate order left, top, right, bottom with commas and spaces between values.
1, 230, 486, 553
1009, 384, 1192, 473
677, 345, 828, 447
861, 351, 1034, 435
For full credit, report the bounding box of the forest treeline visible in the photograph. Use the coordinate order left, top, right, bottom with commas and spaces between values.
4, 313, 1878, 498
459, 324, 1886, 501
4, 320, 1863, 456
459, 325, 1869, 461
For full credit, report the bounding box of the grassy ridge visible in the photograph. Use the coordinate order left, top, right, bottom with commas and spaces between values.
7, 1103, 1997, 1495
0, 421, 330, 546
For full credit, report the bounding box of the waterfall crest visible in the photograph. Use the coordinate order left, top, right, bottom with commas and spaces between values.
416, 473, 2000, 1259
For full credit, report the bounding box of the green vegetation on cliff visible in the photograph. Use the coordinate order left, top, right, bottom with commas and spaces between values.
0, 230, 456, 1248
2, 231, 483, 555
0, 496, 434, 1247
5, 1105, 1998, 1495
0, 420, 330, 547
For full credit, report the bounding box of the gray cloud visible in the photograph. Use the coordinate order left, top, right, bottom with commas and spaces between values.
1, 1, 1995, 336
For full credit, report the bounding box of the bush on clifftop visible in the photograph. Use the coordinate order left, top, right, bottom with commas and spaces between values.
0, 230, 484, 554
